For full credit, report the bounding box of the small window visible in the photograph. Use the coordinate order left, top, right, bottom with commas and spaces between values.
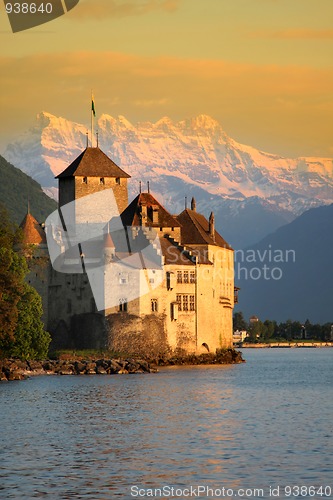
149, 278, 154, 284
115, 177, 120, 185
100, 177, 105, 185
177, 271, 182, 284
151, 299, 158, 312
176, 294, 182, 311
83, 177, 88, 184
119, 273, 128, 285
183, 295, 188, 311
190, 295, 195, 311
190, 271, 195, 283
119, 298, 128, 312
183, 271, 189, 283
166, 271, 174, 290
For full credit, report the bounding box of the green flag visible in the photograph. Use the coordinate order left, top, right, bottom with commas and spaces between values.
92, 95, 96, 117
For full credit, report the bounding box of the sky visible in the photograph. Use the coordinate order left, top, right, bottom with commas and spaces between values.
0, 0, 332, 157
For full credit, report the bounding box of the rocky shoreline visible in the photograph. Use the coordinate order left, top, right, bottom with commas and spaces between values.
0, 349, 244, 382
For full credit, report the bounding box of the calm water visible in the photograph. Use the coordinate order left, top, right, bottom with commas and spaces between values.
1, 349, 332, 499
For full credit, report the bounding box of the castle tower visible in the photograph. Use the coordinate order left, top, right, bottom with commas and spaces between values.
56, 147, 131, 224
20, 211, 49, 325
177, 206, 234, 350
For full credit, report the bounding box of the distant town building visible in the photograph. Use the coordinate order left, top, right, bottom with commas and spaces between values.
233, 330, 247, 345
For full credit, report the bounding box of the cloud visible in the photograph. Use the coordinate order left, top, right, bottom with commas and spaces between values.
133, 98, 169, 107
67, 0, 181, 20
250, 28, 333, 40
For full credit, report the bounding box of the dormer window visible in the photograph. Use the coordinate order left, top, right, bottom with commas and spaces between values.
100, 177, 105, 185
83, 177, 87, 184
115, 177, 120, 185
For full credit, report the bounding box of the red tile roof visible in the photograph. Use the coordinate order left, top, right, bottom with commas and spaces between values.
56, 147, 130, 179
121, 192, 182, 228
177, 209, 232, 250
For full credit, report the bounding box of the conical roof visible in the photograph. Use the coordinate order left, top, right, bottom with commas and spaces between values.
20, 212, 46, 245
104, 231, 115, 249
56, 147, 131, 179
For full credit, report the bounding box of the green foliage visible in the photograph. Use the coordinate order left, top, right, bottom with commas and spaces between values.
263, 320, 277, 339
0, 154, 57, 225
248, 320, 266, 342
233, 311, 247, 331
0, 207, 26, 347
0, 205, 50, 359
236, 310, 333, 342
12, 283, 51, 360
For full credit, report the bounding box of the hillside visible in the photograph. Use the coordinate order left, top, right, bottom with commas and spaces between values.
235, 204, 333, 323
0, 154, 57, 224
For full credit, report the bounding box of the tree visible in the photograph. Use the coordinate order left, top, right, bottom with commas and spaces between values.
248, 320, 265, 342
233, 311, 247, 331
12, 282, 50, 359
0, 205, 50, 359
263, 319, 277, 340
0, 206, 26, 350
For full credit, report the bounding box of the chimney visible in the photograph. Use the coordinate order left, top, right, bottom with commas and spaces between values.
152, 205, 159, 224
209, 211, 215, 242
191, 197, 196, 211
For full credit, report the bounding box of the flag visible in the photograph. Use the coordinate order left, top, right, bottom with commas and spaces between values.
91, 95, 96, 117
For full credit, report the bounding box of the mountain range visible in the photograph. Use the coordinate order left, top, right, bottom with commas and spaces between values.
2, 112, 333, 248
234, 203, 333, 324
1, 120, 332, 323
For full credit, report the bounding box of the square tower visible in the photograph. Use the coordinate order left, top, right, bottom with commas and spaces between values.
56, 147, 131, 224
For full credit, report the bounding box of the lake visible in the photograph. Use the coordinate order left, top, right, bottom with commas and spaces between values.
1, 349, 332, 499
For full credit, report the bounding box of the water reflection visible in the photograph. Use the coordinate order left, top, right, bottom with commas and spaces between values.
1, 351, 333, 499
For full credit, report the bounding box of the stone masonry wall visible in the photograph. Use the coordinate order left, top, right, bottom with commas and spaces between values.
107, 313, 169, 357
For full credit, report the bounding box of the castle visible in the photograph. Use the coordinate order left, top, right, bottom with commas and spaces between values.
20, 146, 237, 356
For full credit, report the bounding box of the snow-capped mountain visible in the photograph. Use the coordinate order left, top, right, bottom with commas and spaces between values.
3, 112, 333, 248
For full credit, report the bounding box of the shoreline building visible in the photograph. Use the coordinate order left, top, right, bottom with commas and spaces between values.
21, 147, 237, 355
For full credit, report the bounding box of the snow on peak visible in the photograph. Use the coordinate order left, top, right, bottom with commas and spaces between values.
191, 114, 221, 130
154, 116, 174, 128
3, 112, 333, 216
117, 115, 135, 129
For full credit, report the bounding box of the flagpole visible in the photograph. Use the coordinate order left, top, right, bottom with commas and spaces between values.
91, 90, 94, 147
